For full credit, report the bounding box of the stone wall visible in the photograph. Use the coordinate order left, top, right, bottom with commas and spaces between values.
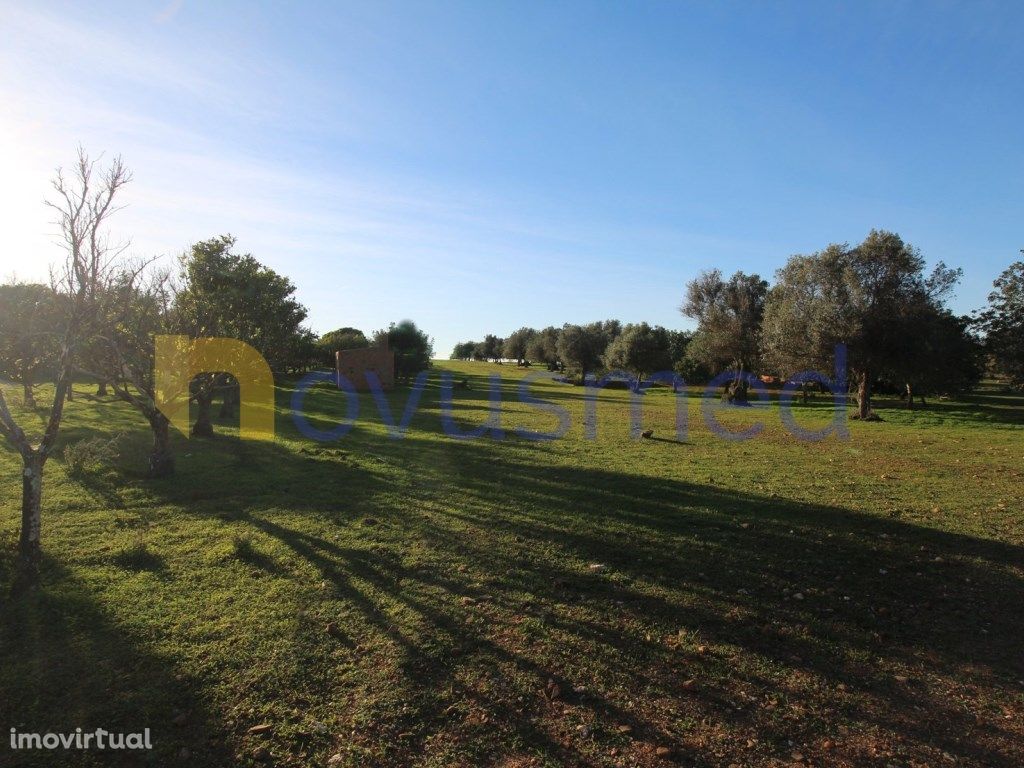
335, 341, 395, 391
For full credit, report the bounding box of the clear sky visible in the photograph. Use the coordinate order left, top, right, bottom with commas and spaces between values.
2, 1, 1022, 358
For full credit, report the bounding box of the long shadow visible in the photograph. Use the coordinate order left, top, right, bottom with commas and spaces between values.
127, 417, 1024, 767
36, 376, 1024, 766
0, 558, 231, 767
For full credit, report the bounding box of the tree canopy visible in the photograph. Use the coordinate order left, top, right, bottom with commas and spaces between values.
557, 323, 608, 384
979, 257, 1024, 388
502, 327, 537, 365
450, 341, 476, 360
375, 319, 433, 382
318, 327, 369, 366
682, 269, 768, 378
480, 334, 504, 362
175, 235, 310, 371
526, 326, 561, 370
0, 283, 58, 408
603, 322, 672, 389
762, 230, 964, 418
174, 235, 311, 435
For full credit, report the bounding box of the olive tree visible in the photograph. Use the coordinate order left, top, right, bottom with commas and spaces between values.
526, 326, 561, 370
502, 327, 536, 365
557, 323, 608, 384
603, 322, 672, 390
762, 230, 961, 419
450, 341, 476, 360
682, 270, 768, 401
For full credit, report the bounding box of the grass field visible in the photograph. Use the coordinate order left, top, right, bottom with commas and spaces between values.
1, 361, 1023, 767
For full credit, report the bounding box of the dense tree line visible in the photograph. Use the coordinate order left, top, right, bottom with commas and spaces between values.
451, 231, 1020, 416
452, 321, 704, 391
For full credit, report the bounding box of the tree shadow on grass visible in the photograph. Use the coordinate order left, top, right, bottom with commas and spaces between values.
130, 427, 1024, 767
0, 558, 231, 767
47, 381, 1024, 766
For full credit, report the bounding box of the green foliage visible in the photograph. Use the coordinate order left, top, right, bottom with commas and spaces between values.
175, 235, 310, 370
502, 327, 536, 364
556, 322, 609, 382
286, 328, 320, 372
979, 257, 1024, 387
899, 309, 983, 398
526, 326, 561, 369
450, 341, 477, 360
603, 322, 672, 386
600, 318, 623, 341
682, 269, 768, 375
374, 319, 433, 382
762, 230, 966, 413
665, 329, 709, 384
480, 334, 503, 361
62, 433, 122, 478
0, 283, 59, 403
317, 327, 369, 366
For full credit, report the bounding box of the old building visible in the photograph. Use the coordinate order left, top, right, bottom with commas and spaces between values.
335, 340, 395, 391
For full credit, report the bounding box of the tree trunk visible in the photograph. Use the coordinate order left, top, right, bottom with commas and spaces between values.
16, 452, 44, 590
149, 413, 175, 477
192, 390, 214, 437
732, 363, 748, 403
857, 371, 872, 419
96, 381, 108, 397
905, 382, 914, 410
22, 382, 36, 409
66, 384, 74, 402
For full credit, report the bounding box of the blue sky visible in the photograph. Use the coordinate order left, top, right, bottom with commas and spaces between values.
1, 1, 1022, 358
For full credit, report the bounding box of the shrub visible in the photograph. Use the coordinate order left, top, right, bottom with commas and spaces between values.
62, 433, 122, 477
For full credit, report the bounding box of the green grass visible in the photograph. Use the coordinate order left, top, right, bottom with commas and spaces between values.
1, 364, 1023, 767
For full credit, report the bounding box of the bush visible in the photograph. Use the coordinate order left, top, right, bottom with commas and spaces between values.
62, 433, 122, 477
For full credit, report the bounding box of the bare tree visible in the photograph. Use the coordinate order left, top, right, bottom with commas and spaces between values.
0, 149, 130, 590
